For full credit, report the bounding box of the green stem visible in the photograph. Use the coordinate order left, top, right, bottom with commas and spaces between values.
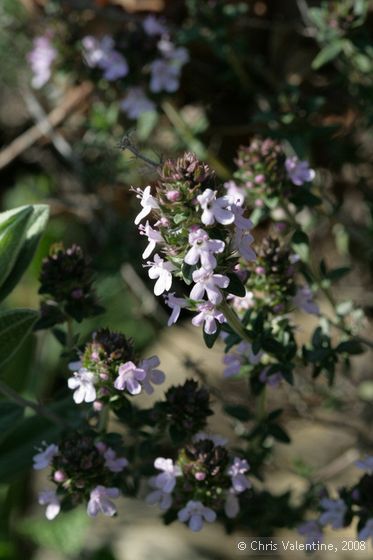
257, 386, 267, 421
0, 379, 66, 427
219, 300, 252, 343
98, 404, 109, 433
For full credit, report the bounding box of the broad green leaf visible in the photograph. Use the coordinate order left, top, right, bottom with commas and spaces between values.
0, 309, 39, 368
18, 508, 89, 555
0, 402, 24, 444
0, 205, 49, 302
0, 398, 72, 482
0, 206, 33, 293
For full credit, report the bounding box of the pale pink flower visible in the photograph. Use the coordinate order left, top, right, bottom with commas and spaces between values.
27, 34, 57, 89
146, 254, 175, 295
285, 156, 315, 185
139, 221, 163, 259
103, 448, 128, 473
134, 186, 160, 225
184, 228, 225, 270
192, 302, 225, 334
153, 457, 181, 493
190, 268, 229, 304
146, 477, 173, 511
114, 361, 146, 395
197, 189, 235, 226
293, 286, 319, 315
228, 458, 251, 493
224, 181, 245, 207
164, 292, 187, 326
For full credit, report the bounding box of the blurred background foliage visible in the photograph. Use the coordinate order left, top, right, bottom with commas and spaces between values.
0, 0, 372, 558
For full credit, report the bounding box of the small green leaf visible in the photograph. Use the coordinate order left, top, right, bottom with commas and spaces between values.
268, 423, 291, 443
336, 340, 364, 355
224, 404, 252, 421
225, 273, 246, 297
0, 308, 39, 368
312, 41, 345, 70
203, 325, 221, 348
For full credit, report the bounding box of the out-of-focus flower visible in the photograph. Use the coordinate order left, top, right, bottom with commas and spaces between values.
225, 490, 240, 518
38, 490, 61, 520
27, 34, 57, 89
355, 456, 373, 473
153, 457, 181, 493
120, 87, 155, 119
358, 519, 373, 545
87, 486, 120, 517
67, 368, 96, 404
285, 156, 315, 186
228, 458, 251, 493
82, 35, 128, 81
224, 180, 245, 206
178, 500, 216, 532
259, 367, 283, 388
223, 342, 262, 378
33, 443, 59, 470
293, 286, 319, 315
103, 448, 128, 473
139, 356, 165, 395
149, 59, 181, 92
298, 520, 323, 546
164, 292, 187, 326
319, 498, 347, 529
143, 15, 168, 36
146, 477, 173, 510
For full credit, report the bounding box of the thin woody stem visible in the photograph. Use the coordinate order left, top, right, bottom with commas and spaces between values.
0, 379, 66, 427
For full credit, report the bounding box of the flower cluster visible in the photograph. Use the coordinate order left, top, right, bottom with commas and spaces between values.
299, 455, 373, 546
152, 379, 213, 438
67, 328, 165, 407
134, 153, 256, 336
146, 436, 251, 531
38, 244, 103, 325
33, 433, 128, 520
28, 14, 188, 121
226, 137, 315, 210
27, 33, 57, 89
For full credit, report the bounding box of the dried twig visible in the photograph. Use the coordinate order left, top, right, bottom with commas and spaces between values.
0, 82, 93, 170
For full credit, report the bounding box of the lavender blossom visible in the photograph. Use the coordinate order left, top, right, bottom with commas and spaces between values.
259, 367, 283, 388
33, 443, 59, 470
82, 35, 128, 81
358, 519, 373, 545
224, 180, 245, 207
293, 286, 319, 315
146, 477, 173, 511
178, 500, 216, 532
120, 87, 155, 119
355, 456, 373, 473
143, 15, 168, 36
149, 59, 181, 93
285, 156, 315, 186
319, 498, 347, 529
228, 457, 251, 493
153, 457, 181, 493
223, 342, 262, 378
87, 485, 120, 517
27, 34, 57, 89
114, 361, 146, 395
298, 520, 323, 546
139, 355, 165, 395
103, 448, 128, 473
